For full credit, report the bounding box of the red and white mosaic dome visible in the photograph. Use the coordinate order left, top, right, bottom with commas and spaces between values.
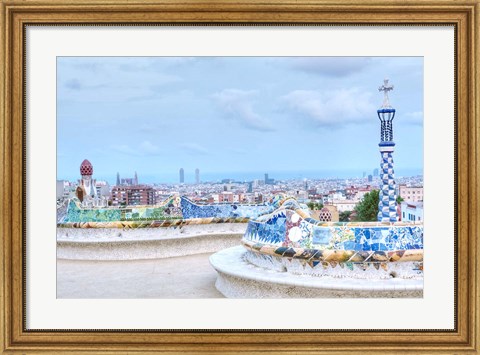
318, 207, 333, 222
80, 159, 93, 176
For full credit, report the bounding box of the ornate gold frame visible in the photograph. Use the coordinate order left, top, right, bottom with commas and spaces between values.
1, 0, 478, 353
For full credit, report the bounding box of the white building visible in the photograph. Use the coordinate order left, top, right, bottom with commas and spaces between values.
56, 180, 65, 200
354, 189, 371, 200
240, 193, 254, 203
211, 192, 244, 203
288, 189, 308, 202
331, 200, 358, 213
399, 185, 424, 202
95, 180, 110, 197
328, 192, 346, 201
401, 201, 423, 222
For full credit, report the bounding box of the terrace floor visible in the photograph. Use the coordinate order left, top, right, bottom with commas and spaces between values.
57, 252, 224, 299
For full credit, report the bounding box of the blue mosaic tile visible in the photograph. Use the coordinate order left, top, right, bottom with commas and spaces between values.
180, 196, 275, 219
243, 198, 424, 252
312, 227, 331, 245
353, 243, 363, 251
343, 241, 355, 250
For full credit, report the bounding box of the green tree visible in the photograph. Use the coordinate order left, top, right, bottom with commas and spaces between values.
396, 196, 404, 204
307, 202, 324, 210
339, 210, 352, 222
354, 189, 380, 222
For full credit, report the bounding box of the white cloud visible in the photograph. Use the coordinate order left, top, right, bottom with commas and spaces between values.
140, 141, 161, 154
111, 141, 161, 156
111, 144, 137, 156
118, 57, 197, 72
58, 57, 183, 103
229, 147, 248, 155
211, 89, 274, 132
290, 57, 372, 77
282, 88, 376, 127
179, 143, 209, 155
402, 111, 423, 126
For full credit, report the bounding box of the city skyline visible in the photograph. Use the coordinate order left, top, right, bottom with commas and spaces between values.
57, 56, 423, 182
58, 166, 423, 185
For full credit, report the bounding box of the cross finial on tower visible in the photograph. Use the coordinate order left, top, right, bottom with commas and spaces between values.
378, 78, 394, 108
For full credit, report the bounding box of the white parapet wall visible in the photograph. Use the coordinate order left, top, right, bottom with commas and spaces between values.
57, 223, 247, 261
210, 246, 423, 298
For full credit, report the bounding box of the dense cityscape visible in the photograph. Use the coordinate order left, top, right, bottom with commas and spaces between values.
57, 163, 423, 223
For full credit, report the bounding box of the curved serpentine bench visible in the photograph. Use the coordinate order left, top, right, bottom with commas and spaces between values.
240, 200, 423, 279
56, 195, 296, 260
210, 199, 423, 298
58, 194, 293, 224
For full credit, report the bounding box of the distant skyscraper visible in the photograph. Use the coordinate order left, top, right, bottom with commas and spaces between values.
179, 168, 184, 183
247, 181, 253, 193
368, 174, 373, 182
134, 171, 138, 185
264, 173, 275, 185
116, 172, 120, 186
363, 171, 367, 178
373, 168, 379, 176
195, 168, 200, 184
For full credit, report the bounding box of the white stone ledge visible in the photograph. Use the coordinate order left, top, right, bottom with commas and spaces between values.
210, 246, 423, 298
57, 225, 246, 260
57, 223, 248, 242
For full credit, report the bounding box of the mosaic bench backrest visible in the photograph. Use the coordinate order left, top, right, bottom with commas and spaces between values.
59, 195, 296, 223
61, 196, 182, 223
243, 207, 423, 252
179, 196, 290, 219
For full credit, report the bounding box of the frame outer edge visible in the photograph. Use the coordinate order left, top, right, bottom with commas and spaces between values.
0, 0, 479, 8
474, 2, 479, 352
463, 3, 477, 350
1, 1, 479, 353
1, 1, 13, 353
0, 0, 5, 351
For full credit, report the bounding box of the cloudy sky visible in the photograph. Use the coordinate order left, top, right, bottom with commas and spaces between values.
57, 57, 423, 183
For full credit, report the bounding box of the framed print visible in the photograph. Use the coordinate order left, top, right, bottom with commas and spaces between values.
1, 0, 479, 353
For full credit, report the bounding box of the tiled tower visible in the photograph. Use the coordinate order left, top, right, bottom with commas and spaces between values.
77, 159, 97, 205
377, 79, 398, 222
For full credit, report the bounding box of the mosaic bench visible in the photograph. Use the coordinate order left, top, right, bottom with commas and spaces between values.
58, 194, 295, 226
241, 200, 423, 280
